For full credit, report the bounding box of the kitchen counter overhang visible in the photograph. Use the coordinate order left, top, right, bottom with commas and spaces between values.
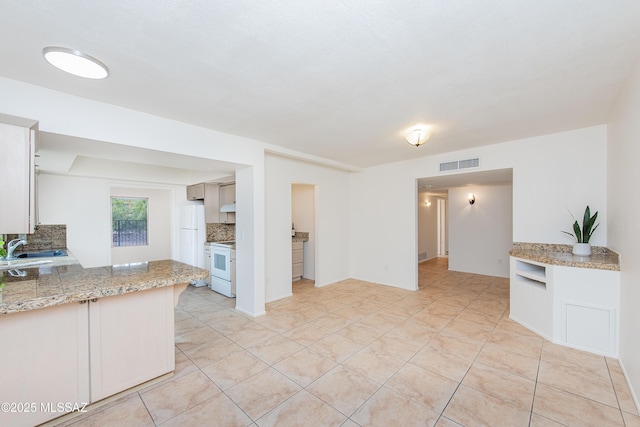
509, 242, 620, 271
0, 254, 209, 315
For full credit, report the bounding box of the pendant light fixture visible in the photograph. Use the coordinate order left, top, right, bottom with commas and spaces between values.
43, 47, 109, 79
404, 125, 432, 147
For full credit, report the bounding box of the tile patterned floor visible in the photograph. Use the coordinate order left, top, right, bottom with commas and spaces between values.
59, 258, 640, 426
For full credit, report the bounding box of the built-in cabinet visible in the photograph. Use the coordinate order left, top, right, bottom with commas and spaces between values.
0, 114, 38, 234
510, 257, 620, 357
219, 183, 236, 224
0, 286, 175, 427
203, 183, 219, 223
186, 183, 205, 201
186, 182, 236, 224
89, 287, 175, 401
292, 241, 304, 280
0, 302, 88, 427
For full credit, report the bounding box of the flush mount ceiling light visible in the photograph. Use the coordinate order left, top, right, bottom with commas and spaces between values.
43, 47, 109, 79
404, 125, 432, 147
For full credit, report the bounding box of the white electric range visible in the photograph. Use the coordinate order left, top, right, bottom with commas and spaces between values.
204, 241, 236, 297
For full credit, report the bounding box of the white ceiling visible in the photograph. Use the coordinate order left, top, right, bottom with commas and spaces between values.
1, 1, 640, 170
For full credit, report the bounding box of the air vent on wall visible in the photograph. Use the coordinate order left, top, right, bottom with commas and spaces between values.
439, 158, 480, 172
439, 161, 458, 172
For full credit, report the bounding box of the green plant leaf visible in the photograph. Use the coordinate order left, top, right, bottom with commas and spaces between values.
573, 220, 582, 243
578, 206, 600, 243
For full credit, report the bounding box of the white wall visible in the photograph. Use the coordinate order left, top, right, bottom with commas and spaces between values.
417, 193, 438, 262
38, 174, 183, 268
292, 184, 316, 280
608, 57, 640, 409
265, 154, 351, 302
350, 126, 607, 290
448, 184, 513, 278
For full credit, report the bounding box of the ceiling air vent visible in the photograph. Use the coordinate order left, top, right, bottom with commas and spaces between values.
439, 158, 480, 172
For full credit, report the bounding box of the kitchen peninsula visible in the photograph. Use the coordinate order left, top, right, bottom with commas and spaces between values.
510, 243, 620, 358
0, 253, 208, 427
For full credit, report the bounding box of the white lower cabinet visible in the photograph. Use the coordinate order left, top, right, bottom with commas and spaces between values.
89, 286, 175, 401
0, 303, 89, 427
0, 286, 175, 427
510, 257, 620, 357
292, 241, 304, 281
552, 265, 619, 356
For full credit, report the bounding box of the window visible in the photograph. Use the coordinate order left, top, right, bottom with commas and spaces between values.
111, 197, 148, 247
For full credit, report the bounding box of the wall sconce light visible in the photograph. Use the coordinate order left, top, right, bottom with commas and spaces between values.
468, 193, 476, 205
425, 200, 432, 207
404, 125, 432, 147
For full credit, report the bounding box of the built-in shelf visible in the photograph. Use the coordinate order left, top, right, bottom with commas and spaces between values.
514, 259, 546, 282
514, 274, 546, 290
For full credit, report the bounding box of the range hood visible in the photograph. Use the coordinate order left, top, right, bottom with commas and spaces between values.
220, 203, 236, 213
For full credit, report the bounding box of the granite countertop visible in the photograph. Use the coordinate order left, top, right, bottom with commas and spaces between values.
509, 242, 620, 271
0, 252, 209, 315
292, 231, 309, 243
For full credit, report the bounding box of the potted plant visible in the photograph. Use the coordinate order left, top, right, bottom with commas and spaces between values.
562, 205, 599, 256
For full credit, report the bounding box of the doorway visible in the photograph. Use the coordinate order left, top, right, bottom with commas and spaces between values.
291, 183, 316, 284
417, 191, 447, 263
437, 198, 448, 257
416, 168, 514, 279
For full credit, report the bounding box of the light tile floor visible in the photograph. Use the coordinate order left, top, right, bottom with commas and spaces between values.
60, 258, 640, 426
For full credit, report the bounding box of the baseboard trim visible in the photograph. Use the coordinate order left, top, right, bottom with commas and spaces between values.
234, 305, 267, 317
618, 358, 640, 414
264, 292, 293, 304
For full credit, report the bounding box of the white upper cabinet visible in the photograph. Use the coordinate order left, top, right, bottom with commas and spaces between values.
219, 183, 236, 224
0, 114, 38, 234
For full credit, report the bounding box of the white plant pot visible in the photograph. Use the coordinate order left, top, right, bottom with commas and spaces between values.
572, 243, 591, 256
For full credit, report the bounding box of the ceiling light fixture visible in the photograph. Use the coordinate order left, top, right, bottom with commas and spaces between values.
404, 125, 432, 147
43, 47, 109, 79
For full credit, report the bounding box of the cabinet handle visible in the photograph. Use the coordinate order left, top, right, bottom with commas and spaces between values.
79, 300, 87, 304
91, 298, 98, 303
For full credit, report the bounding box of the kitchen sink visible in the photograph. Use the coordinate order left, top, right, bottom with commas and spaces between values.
16, 249, 67, 258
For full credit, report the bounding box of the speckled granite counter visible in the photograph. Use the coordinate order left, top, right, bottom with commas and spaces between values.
509, 242, 620, 271
0, 257, 209, 315
292, 231, 309, 243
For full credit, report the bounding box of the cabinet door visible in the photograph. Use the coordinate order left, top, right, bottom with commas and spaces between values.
89, 286, 175, 401
0, 303, 90, 427
186, 183, 205, 200
0, 122, 36, 234
292, 262, 304, 279
219, 184, 236, 224
204, 183, 220, 223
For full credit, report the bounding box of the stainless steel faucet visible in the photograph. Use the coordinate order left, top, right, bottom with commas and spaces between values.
6, 238, 27, 260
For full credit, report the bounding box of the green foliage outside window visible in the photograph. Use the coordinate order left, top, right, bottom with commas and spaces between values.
111, 197, 148, 247
111, 197, 148, 221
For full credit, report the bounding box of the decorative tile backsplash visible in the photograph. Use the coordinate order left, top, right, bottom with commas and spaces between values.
6, 224, 67, 251
206, 223, 235, 242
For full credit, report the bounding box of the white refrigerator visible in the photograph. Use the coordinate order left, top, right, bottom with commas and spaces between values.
179, 204, 207, 286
